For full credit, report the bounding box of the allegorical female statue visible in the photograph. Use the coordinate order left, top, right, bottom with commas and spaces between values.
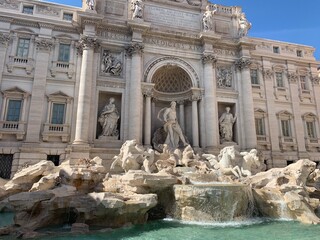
131, 0, 143, 19
219, 107, 237, 142
238, 13, 252, 37
98, 98, 119, 137
85, 0, 95, 10
202, 4, 217, 32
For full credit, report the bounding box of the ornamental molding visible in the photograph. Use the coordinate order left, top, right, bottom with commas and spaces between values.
311, 76, 320, 86
0, 32, 11, 46
0, 0, 19, 10
217, 67, 233, 88
38, 23, 55, 29
262, 69, 274, 80
234, 58, 251, 71
201, 54, 217, 64
35, 38, 54, 51
125, 42, 144, 56
142, 83, 155, 98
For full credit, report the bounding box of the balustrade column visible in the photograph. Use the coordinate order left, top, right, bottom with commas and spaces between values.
25, 38, 54, 142
73, 36, 99, 144
191, 95, 200, 147
178, 100, 185, 131
126, 43, 144, 142
235, 58, 257, 149
202, 54, 218, 148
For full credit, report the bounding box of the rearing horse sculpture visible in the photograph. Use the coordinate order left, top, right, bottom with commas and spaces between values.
217, 146, 242, 178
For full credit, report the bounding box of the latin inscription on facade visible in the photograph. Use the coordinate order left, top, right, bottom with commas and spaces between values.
144, 37, 202, 52
144, 5, 200, 30
97, 30, 131, 42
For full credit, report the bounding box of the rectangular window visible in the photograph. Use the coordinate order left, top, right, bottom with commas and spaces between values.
273, 46, 280, 54
51, 103, 65, 124
63, 13, 73, 21
300, 76, 307, 90
306, 121, 316, 139
16, 38, 30, 58
22, 5, 34, 15
58, 44, 70, 62
250, 69, 259, 85
6, 100, 22, 122
297, 50, 302, 57
255, 118, 265, 136
276, 72, 284, 87
281, 120, 291, 137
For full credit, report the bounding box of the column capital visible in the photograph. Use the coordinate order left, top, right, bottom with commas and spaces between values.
190, 88, 203, 101
77, 35, 100, 53
0, 32, 11, 47
35, 38, 54, 52
201, 54, 217, 64
235, 57, 251, 71
142, 88, 154, 98
126, 42, 144, 56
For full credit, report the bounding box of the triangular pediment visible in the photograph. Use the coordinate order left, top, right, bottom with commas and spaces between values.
2, 86, 29, 95
277, 110, 292, 117
48, 91, 70, 98
254, 108, 267, 114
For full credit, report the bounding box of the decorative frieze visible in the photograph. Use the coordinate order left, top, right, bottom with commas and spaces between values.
36, 5, 60, 16
201, 54, 217, 64
287, 72, 298, 84
125, 42, 144, 56
144, 37, 202, 52
101, 50, 123, 76
0, 0, 19, 10
35, 38, 54, 51
235, 58, 251, 70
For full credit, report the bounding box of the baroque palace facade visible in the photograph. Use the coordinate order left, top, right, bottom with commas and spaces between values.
0, 0, 319, 178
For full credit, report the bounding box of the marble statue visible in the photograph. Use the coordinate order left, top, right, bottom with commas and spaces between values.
101, 51, 122, 76
238, 13, 251, 37
157, 101, 188, 149
219, 107, 236, 143
98, 98, 119, 137
202, 5, 216, 32
131, 0, 143, 19
85, 0, 95, 10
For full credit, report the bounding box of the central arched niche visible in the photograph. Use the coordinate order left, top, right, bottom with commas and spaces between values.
150, 65, 194, 147
152, 66, 193, 93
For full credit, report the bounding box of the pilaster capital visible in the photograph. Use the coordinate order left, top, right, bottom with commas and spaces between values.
201, 54, 217, 64
189, 88, 203, 102
287, 72, 298, 84
262, 69, 274, 80
142, 83, 155, 97
77, 35, 100, 53
0, 32, 11, 47
125, 42, 144, 56
235, 57, 251, 71
35, 38, 54, 51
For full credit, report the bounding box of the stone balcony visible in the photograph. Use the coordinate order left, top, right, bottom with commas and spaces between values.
279, 136, 297, 151
305, 137, 320, 152
42, 123, 70, 143
6, 56, 35, 75
50, 61, 75, 79
256, 135, 271, 150
0, 121, 26, 140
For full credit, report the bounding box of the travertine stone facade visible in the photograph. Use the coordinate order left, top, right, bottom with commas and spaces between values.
0, 0, 319, 177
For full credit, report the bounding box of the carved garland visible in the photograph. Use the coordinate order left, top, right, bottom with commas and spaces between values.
311, 76, 320, 86
0, 32, 10, 46
287, 72, 298, 84
262, 69, 274, 80
35, 38, 54, 51
144, 56, 200, 86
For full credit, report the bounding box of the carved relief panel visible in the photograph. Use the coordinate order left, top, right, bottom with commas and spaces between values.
100, 49, 123, 77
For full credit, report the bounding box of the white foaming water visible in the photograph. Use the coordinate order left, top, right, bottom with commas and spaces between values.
163, 218, 267, 228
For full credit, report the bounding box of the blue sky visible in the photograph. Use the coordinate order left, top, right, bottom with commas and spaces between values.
45, 0, 320, 60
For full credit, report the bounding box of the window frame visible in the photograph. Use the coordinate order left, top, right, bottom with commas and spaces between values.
22, 5, 34, 15
250, 69, 259, 85
275, 72, 284, 88
62, 12, 73, 21
5, 99, 22, 122
50, 102, 66, 125
273, 46, 280, 54
16, 38, 30, 58
58, 43, 71, 62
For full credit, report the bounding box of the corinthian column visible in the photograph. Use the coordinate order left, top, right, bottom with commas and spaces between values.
126, 42, 144, 142
142, 84, 154, 146
202, 54, 218, 149
73, 36, 99, 144
25, 38, 54, 142
235, 57, 257, 149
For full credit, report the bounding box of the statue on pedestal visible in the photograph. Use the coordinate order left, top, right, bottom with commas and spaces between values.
131, 0, 144, 19
202, 5, 217, 32
238, 13, 251, 37
85, 0, 95, 11
98, 98, 119, 137
219, 107, 236, 143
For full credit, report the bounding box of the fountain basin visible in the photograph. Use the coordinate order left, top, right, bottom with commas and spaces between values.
172, 184, 253, 222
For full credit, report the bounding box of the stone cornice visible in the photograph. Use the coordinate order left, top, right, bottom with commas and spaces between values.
235, 57, 251, 70
38, 23, 55, 29
125, 42, 144, 56
35, 38, 54, 51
